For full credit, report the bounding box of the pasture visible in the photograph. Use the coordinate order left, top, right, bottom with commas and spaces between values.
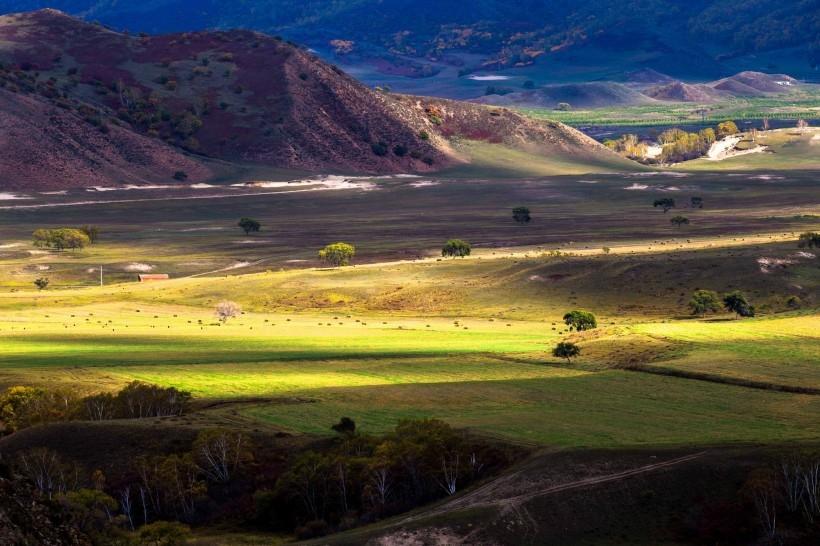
0, 158, 818, 450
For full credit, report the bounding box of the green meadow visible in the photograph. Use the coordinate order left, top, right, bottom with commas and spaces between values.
0, 158, 818, 450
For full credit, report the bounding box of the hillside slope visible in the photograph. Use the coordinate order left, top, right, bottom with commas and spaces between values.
0, 10, 624, 189
0, 1, 816, 80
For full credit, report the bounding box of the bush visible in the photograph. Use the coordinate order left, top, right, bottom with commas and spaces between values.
371, 142, 389, 156
173, 171, 188, 181
319, 242, 356, 267
512, 206, 531, 223
441, 239, 471, 258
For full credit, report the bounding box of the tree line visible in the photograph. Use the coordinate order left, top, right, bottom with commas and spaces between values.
0, 382, 191, 435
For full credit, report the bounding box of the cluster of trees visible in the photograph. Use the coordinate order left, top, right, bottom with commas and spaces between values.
32, 225, 100, 250
656, 127, 717, 163
743, 455, 820, 543
4, 418, 514, 544
606, 122, 740, 164
257, 418, 514, 539
799, 232, 820, 249
0, 382, 191, 434
689, 290, 755, 318
442, 239, 471, 258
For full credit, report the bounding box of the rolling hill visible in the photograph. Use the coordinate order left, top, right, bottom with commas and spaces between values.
0, 10, 624, 189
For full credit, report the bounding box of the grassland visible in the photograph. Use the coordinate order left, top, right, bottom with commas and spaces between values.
521, 93, 820, 127
0, 161, 818, 451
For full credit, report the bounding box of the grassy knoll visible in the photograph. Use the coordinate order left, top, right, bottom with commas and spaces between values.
632, 314, 820, 389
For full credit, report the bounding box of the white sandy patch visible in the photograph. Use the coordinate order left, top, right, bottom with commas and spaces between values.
0, 243, 22, 249
40, 190, 68, 195
286, 259, 308, 263
624, 183, 649, 190
409, 181, 439, 188
87, 184, 179, 192
234, 239, 267, 244
28, 250, 49, 255
228, 261, 250, 269
793, 252, 816, 259
528, 275, 545, 282
467, 75, 511, 81
757, 256, 795, 273
578, 180, 599, 184
0, 192, 32, 200
232, 175, 378, 192
36, 265, 51, 271
123, 263, 155, 272
749, 174, 785, 181
629, 172, 690, 178
706, 135, 769, 161
179, 226, 226, 232
190, 183, 216, 189
645, 145, 663, 159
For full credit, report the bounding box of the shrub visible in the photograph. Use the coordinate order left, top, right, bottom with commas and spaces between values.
319, 242, 356, 267
512, 206, 531, 223
441, 239, 471, 258
371, 142, 389, 156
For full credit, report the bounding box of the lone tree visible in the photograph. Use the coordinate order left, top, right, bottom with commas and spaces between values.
653, 198, 675, 213
442, 239, 471, 258
563, 310, 597, 331
215, 300, 241, 323
238, 217, 261, 235
319, 242, 356, 267
689, 289, 721, 316
331, 416, 356, 435
670, 215, 689, 228
34, 277, 49, 291
723, 291, 755, 318
512, 206, 531, 224
691, 196, 703, 209
553, 341, 580, 363
798, 232, 820, 249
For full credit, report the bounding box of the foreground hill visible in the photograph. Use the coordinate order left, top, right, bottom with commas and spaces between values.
0, 10, 623, 189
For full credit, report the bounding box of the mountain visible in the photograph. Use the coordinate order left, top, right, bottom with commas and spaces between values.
476, 82, 656, 109
645, 71, 803, 102
0, 1, 817, 86
0, 10, 620, 189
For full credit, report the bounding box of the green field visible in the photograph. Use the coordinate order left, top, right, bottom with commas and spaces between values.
521, 93, 820, 127
1, 150, 819, 451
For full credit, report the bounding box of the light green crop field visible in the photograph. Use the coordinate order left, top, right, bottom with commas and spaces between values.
0, 159, 818, 449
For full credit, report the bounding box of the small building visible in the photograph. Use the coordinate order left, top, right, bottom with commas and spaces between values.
138, 274, 170, 282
